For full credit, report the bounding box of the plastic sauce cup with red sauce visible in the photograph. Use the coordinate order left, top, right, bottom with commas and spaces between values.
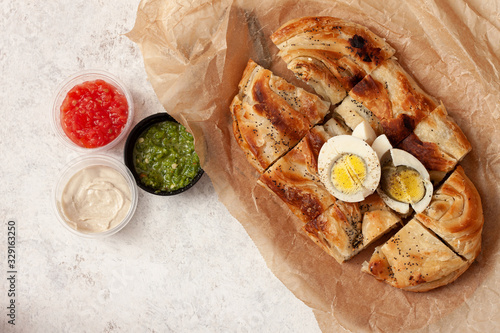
52, 70, 134, 152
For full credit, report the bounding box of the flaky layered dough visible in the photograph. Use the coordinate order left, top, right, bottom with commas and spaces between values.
398, 104, 472, 179
304, 194, 401, 263
257, 118, 353, 223
416, 166, 483, 262
334, 96, 384, 135
362, 166, 483, 291
231, 60, 330, 172
304, 201, 363, 263
362, 219, 469, 292
271, 16, 395, 104
230, 16, 483, 292
348, 58, 438, 145
258, 125, 336, 223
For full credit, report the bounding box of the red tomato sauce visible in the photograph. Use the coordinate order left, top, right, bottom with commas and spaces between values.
60, 79, 129, 148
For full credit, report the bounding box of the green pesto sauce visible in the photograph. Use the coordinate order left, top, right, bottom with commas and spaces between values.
133, 121, 201, 193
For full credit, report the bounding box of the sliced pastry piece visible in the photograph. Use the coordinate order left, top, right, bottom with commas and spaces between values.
257, 124, 336, 223
359, 194, 402, 246
303, 193, 401, 263
362, 218, 469, 292
398, 104, 472, 183
231, 59, 330, 172
323, 116, 352, 137
303, 200, 363, 262
270, 16, 395, 105
416, 166, 483, 262
348, 58, 438, 145
334, 96, 383, 136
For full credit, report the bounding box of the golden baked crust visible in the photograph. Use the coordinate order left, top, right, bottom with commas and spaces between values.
230, 60, 330, 172
360, 194, 402, 246
304, 201, 363, 263
229, 16, 481, 292
285, 57, 347, 106
362, 167, 483, 291
362, 219, 469, 292
416, 166, 483, 262
258, 125, 336, 222
349, 58, 438, 145
398, 104, 472, 176
323, 117, 352, 137
334, 96, 384, 135
303, 193, 401, 263
270, 16, 395, 104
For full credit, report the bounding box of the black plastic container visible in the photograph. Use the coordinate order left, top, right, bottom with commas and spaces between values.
124, 113, 204, 195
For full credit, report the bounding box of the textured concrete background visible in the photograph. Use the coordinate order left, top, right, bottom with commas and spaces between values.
0, 1, 322, 332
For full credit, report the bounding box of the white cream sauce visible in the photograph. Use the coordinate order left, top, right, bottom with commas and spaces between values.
60, 165, 131, 233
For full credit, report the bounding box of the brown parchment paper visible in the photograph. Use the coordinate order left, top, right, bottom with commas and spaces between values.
127, 0, 500, 331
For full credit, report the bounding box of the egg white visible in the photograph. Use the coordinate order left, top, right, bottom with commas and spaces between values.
318, 135, 381, 202
352, 121, 377, 145
378, 149, 434, 214
371, 134, 392, 160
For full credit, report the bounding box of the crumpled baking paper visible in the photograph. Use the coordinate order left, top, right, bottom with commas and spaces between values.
127, 0, 500, 331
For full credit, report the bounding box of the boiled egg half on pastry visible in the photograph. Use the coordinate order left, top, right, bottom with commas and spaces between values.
376, 138, 433, 214
318, 122, 381, 202
319, 121, 433, 213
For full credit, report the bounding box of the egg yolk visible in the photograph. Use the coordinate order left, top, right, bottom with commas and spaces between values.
381, 165, 425, 204
330, 154, 367, 194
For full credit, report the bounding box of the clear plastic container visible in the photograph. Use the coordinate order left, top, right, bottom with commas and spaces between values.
53, 154, 138, 238
51, 69, 134, 153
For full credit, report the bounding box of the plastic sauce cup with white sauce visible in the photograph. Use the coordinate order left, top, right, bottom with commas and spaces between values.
53, 155, 138, 238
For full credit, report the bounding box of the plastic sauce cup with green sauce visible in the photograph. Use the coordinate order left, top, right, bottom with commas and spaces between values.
124, 113, 203, 195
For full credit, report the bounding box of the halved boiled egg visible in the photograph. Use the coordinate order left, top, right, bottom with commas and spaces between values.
371, 134, 392, 160
351, 120, 377, 145
318, 135, 381, 202
378, 148, 433, 214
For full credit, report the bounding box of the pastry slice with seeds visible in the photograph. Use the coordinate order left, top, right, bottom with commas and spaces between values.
362, 166, 483, 292
271, 16, 395, 105
362, 218, 468, 292
303, 193, 401, 264
416, 166, 483, 262
398, 104, 472, 183
231, 59, 330, 173
258, 120, 345, 223
337, 58, 438, 145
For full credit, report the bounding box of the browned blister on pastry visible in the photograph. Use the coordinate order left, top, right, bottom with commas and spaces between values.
398, 104, 472, 182
230, 60, 330, 172
258, 124, 336, 222
303, 193, 401, 263
348, 58, 438, 144
271, 16, 395, 105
